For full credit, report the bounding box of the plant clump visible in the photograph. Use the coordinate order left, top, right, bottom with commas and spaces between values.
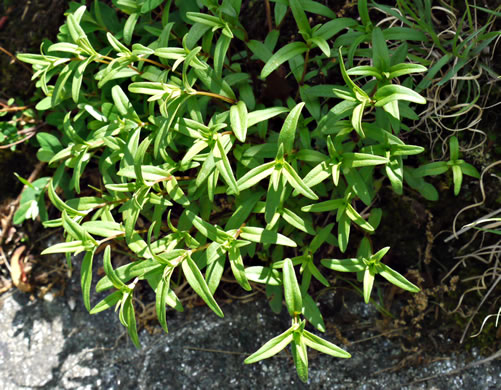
15, 0, 489, 382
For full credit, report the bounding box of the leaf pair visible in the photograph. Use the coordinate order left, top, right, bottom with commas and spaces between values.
414, 136, 480, 195
322, 247, 420, 303
244, 259, 350, 382
90, 246, 140, 348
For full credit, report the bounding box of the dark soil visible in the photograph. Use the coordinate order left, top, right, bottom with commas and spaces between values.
0, 0, 67, 99
0, 0, 68, 200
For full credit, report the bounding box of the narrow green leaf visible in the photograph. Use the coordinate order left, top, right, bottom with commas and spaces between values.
351, 101, 366, 138
206, 254, 226, 295
414, 161, 449, 177
245, 266, 283, 286
309, 223, 334, 254
374, 84, 426, 106
247, 107, 289, 128
292, 331, 309, 383
186, 12, 223, 28
72, 56, 93, 103
17, 53, 55, 66
338, 47, 369, 99
111, 85, 140, 122
282, 162, 318, 200
343, 153, 389, 168
181, 140, 209, 166
283, 258, 303, 316
345, 203, 374, 232
214, 134, 239, 195
124, 13, 139, 45
82, 221, 123, 237
316, 18, 359, 41
449, 136, 459, 161
390, 144, 425, 156
244, 327, 294, 364
282, 208, 315, 235
80, 249, 94, 312
346, 65, 382, 79
41, 240, 86, 255
307, 261, 330, 288
229, 247, 251, 291
386, 156, 404, 195
141, 0, 164, 13
225, 190, 264, 230
452, 164, 463, 196
261, 42, 308, 79
107, 32, 131, 55
363, 268, 375, 303
67, 11, 88, 44
338, 212, 351, 253
165, 176, 190, 205
302, 293, 326, 332
321, 258, 365, 272
240, 226, 297, 247
344, 168, 372, 206
278, 102, 304, 155
301, 199, 343, 213
156, 268, 172, 333
247, 40, 273, 62
265, 169, 284, 224
95, 260, 163, 292
89, 290, 122, 314
48, 42, 80, 54
214, 33, 231, 78
182, 255, 224, 318
372, 27, 390, 71
62, 211, 87, 243
236, 161, 275, 191
51, 63, 74, 107
388, 63, 427, 79
103, 245, 127, 290
117, 165, 172, 182
357, 0, 372, 28
290, 0, 311, 35
123, 295, 141, 348
47, 180, 87, 216
194, 67, 236, 101
185, 209, 232, 244
379, 264, 420, 293
310, 36, 330, 57
458, 161, 480, 178
230, 101, 248, 142
303, 329, 351, 358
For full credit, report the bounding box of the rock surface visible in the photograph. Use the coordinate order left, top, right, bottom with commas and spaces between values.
1, 278, 500, 390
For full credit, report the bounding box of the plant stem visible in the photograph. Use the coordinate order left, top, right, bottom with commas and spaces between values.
264, 0, 273, 33
299, 48, 310, 86
195, 91, 236, 104
295, 47, 310, 100
138, 57, 171, 70
0, 46, 32, 73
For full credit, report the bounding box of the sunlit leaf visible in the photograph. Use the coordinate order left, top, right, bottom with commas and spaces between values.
244, 327, 294, 364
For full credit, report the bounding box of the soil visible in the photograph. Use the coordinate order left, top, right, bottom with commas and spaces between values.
0, 0, 68, 200
0, 0, 500, 378
0, 0, 67, 99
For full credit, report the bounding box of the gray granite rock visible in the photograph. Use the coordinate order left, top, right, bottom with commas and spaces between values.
0, 278, 500, 389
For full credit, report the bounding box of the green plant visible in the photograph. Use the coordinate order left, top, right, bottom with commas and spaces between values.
415, 135, 480, 195
0, 98, 37, 150
16, 0, 482, 382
